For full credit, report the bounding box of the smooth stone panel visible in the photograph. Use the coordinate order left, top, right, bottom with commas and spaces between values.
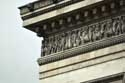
40, 58, 125, 83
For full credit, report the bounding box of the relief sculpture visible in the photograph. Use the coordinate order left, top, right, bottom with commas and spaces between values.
41, 15, 125, 56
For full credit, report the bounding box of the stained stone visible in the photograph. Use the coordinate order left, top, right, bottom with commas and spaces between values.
19, 0, 125, 83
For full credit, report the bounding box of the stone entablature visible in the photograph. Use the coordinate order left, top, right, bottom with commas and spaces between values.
19, 0, 125, 65
36, 0, 125, 65
41, 15, 125, 56
20, 0, 105, 31
20, 0, 124, 35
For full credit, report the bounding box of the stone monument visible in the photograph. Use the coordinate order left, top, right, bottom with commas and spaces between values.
19, 0, 125, 83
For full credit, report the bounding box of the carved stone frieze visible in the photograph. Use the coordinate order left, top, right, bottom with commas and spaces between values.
38, 34, 125, 65
37, 13, 125, 65
41, 15, 125, 57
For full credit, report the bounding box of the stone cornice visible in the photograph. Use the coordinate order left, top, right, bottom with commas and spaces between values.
37, 34, 125, 65
19, 0, 65, 15
19, 0, 83, 17
21, 0, 124, 36
21, 0, 103, 23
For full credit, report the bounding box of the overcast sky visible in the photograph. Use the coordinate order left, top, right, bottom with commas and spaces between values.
0, 0, 42, 83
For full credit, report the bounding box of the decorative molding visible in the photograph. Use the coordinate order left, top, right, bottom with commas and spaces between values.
41, 15, 125, 56
22, 0, 125, 37
39, 54, 125, 79
19, 0, 65, 15
20, 0, 124, 21
37, 33, 125, 65
39, 43, 125, 73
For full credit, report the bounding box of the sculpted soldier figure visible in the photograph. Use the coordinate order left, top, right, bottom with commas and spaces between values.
50, 36, 55, 54
47, 37, 52, 54
112, 18, 118, 35
115, 17, 123, 35
88, 25, 94, 42
104, 19, 113, 37
53, 36, 58, 53
60, 33, 66, 51
83, 26, 90, 43
79, 28, 85, 45
100, 21, 106, 38
65, 32, 69, 49
71, 30, 77, 47
56, 35, 61, 52
92, 23, 101, 41
76, 30, 81, 46
42, 39, 48, 56
67, 31, 72, 49
121, 16, 125, 33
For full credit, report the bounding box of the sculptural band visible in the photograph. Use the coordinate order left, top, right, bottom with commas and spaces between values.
41, 15, 125, 56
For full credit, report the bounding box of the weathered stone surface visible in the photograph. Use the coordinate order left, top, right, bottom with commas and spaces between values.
39, 43, 125, 73
18, 0, 125, 83
40, 58, 125, 83
39, 43, 125, 79
38, 34, 125, 65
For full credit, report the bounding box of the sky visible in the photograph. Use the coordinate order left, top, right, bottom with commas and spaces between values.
0, 0, 42, 83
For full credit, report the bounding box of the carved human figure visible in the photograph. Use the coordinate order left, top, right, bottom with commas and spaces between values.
64, 33, 68, 50
89, 25, 94, 42
115, 17, 123, 35
50, 36, 55, 54
121, 16, 125, 33
47, 37, 52, 54
67, 31, 72, 49
53, 36, 57, 53
79, 28, 85, 45
100, 21, 107, 38
57, 35, 61, 52
60, 33, 66, 51
71, 30, 77, 47
42, 39, 48, 56
75, 30, 81, 46
105, 19, 114, 37
112, 18, 119, 35
83, 26, 90, 43
56, 35, 61, 52
53, 36, 58, 53
93, 23, 101, 41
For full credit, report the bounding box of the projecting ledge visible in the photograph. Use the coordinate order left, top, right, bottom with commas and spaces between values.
39, 43, 125, 73
39, 43, 125, 80
22, 0, 103, 27
37, 34, 125, 65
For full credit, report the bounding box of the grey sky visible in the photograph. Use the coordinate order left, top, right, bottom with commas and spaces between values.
0, 0, 41, 83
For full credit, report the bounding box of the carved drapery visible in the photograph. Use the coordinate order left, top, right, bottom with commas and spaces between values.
41, 15, 125, 56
